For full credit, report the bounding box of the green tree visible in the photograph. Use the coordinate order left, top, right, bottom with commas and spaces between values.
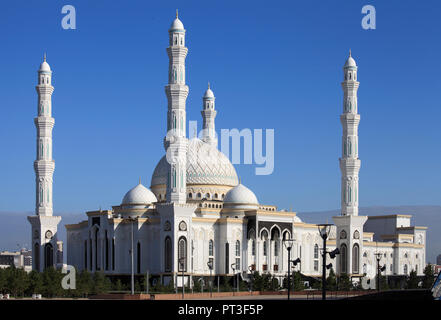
422, 264, 435, 289
326, 268, 337, 291
293, 271, 304, 291
6, 267, 29, 297
0, 268, 7, 294
406, 270, 419, 289
27, 270, 44, 295
338, 273, 352, 291
77, 269, 93, 297
92, 271, 111, 294
42, 267, 63, 298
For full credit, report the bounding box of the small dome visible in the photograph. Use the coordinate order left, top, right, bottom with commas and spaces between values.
293, 215, 302, 223
122, 183, 157, 205
204, 84, 214, 99
170, 17, 184, 31
344, 51, 357, 68
39, 61, 51, 72
224, 183, 258, 205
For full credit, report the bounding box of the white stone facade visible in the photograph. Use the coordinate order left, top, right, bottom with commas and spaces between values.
65, 14, 427, 287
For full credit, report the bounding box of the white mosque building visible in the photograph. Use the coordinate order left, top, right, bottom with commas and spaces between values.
28, 13, 427, 288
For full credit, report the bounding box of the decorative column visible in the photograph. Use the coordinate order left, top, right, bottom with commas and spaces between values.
164, 11, 188, 204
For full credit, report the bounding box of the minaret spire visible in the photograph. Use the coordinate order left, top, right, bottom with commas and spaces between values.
340, 51, 360, 216
28, 56, 62, 272
332, 51, 367, 276
201, 82, 217, 148
164, 11, 188, 203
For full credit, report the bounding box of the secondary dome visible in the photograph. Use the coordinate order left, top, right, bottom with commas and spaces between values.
344, 51, 357, 68
204, 86, 214, 99
122, 183, 157, 205
224, 183, 259, 206
39, 61, 51, 72
151, 138, 238, 187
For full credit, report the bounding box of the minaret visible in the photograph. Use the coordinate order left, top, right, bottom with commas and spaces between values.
35, 54, 55, 216
28, 55, 62, 271
164, 10, 189, 204
340, 50, 361, 216
333, 51, 366, 278
201, 83, 217, 148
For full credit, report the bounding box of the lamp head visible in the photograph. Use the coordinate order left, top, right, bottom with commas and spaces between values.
329, 248, 340, 259
326, 263, 333, 270
292, 258, 301, 266
283, 238, 294, 250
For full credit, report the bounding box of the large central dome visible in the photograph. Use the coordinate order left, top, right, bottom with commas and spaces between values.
150, 138, 238, 200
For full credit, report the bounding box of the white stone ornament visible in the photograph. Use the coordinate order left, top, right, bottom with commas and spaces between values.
179, 221, 187, 231
45, 230, 53, 239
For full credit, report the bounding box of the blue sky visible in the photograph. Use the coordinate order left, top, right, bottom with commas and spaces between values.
0, 0, 440, 215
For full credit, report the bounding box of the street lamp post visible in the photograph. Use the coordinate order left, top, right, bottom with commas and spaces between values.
283, 238, 294, 300
374, 252, 386, 292
126, 217, 136, 295
317, 224, 340, 301
248, 265, 254, 293
207, 260, 213, 298
179, 257, 185, 299
231, 263, 236, 295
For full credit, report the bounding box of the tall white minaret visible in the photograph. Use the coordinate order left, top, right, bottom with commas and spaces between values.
28, 55, 62, 271
333, 51, 366, 277
164, 10, 188, 204
201, 83, 217, 148
35, 54, 55, 216
340, 50, 361, 216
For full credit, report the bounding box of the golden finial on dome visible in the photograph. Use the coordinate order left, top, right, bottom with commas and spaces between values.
176, 9, 178, 18
44, 52, 46, 62
139, 176, 141, 185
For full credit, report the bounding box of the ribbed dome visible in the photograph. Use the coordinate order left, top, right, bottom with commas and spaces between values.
39, 61, 51, 72
151, 138, 238, 187
122, 183, 157, 205
224, 183, 258, 205
170, 17, 184, 31
344, 53, 357, 68
204, 87, 214, 99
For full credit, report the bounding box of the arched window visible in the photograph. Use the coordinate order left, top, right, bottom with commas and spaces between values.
352, 243, 359, 274
404, 264, 408, 275
314, 244, 319, 259
340, 244, 347, 274
363, 264, 367, 274
137, 242, 141, 274
263, 241, 267, 256
164, 236, 172, 272
105, 231, 109, 271
44, 243, 53, 270
252, 240, 256, 256
188, 193, 192, 199
178, 236, 187, 272
209, 240, 214, 256
112, 238, 115, 270
235, 240, 240, 257
197, 193, 201, 198
34, 242, 40, 271
274, 241, 279, 256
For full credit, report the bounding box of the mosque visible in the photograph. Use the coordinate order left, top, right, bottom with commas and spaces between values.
28, 12, 427, 288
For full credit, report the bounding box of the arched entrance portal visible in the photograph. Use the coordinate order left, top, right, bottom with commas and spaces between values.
44, 243, 54, 270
